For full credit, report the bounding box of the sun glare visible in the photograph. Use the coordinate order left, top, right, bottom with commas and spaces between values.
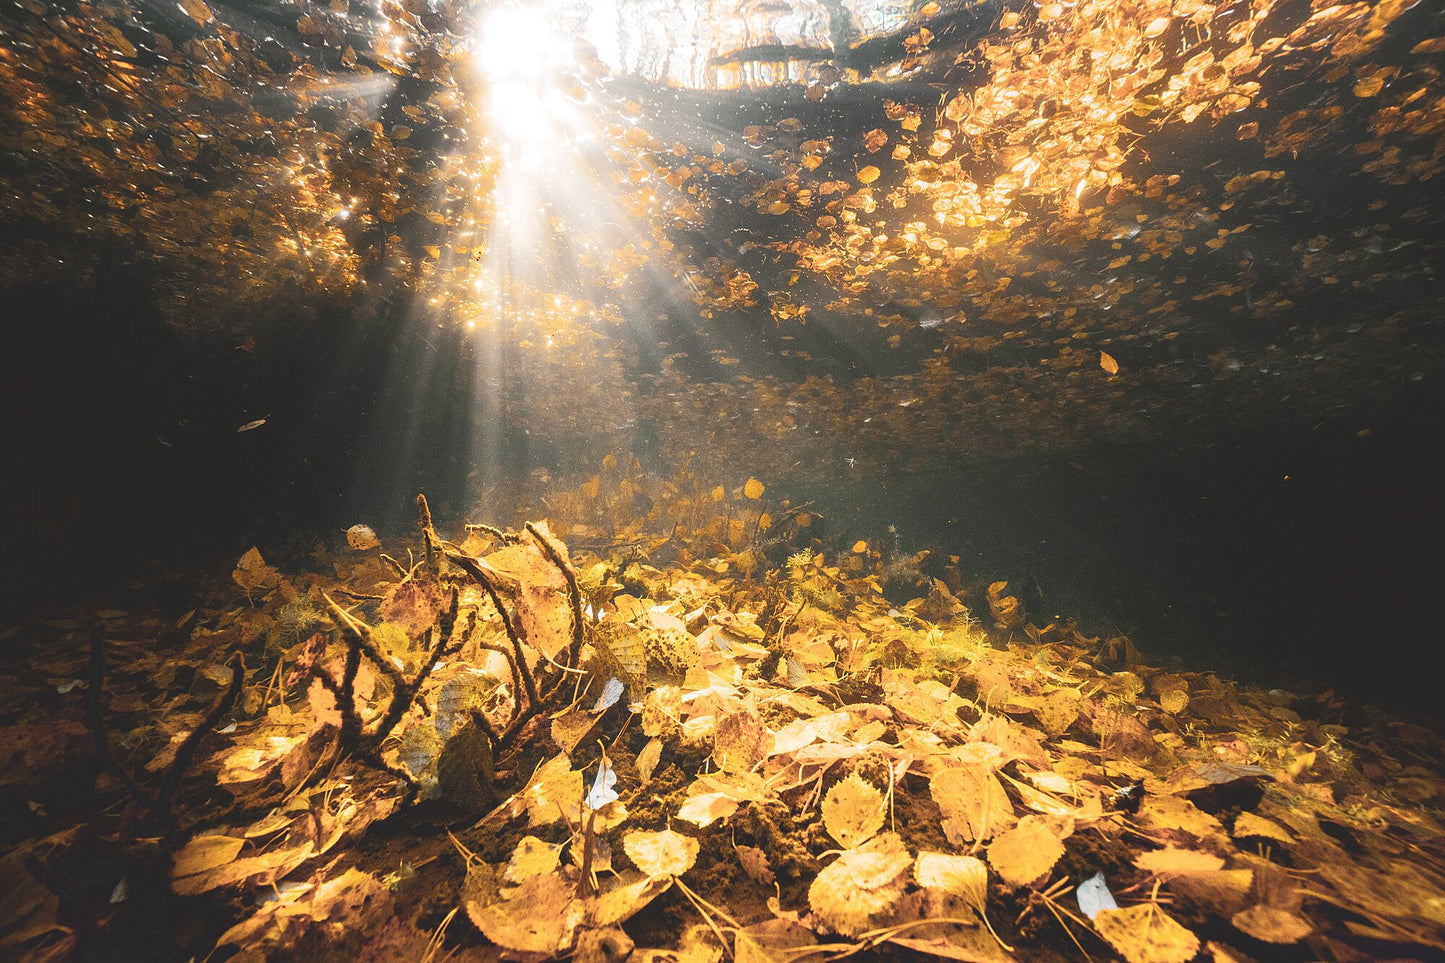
475, 5, 559, 85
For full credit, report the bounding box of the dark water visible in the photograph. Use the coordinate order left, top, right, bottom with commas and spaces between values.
5, 276, 1442, 720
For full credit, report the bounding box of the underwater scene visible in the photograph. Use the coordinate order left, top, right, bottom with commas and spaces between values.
3, 0, 1445, 959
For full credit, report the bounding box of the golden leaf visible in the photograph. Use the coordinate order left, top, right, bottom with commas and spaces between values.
636, 736, 662, 784
1100, 351, 1121, 375
466, 870, 575, 954
1135, 846, 1226, 877
1353, 76, 1385, 98
1093, 904, 1201, 963
914, 852, 987, 905
987, 815, 1064, 887
1231, 812, 1291, 845
171, 835, 245, 880
505, 836, 564, 883
623, 828, 699, 878
345, 524, 379, 550
857, 166, 881, 185
822, 773, 886, 849
743, 477, 765, 499
1144, 17, 1170, 38
1159, 689, 1189, 714
523, 753, 582, 827
852, 540, 869, 553
713, 708, 769, 773
931, 765, 1015, 844
1232, 903, 1312, 943
808, 833, 911, 936
178, 0, 213, 24
676, 791, 740, 827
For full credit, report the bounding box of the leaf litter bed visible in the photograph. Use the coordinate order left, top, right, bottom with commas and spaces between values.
3, 490, 1445, 963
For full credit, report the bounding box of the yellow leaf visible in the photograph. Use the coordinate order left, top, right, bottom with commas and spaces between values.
1100, 351, 1120, 375
1144, 16, 1169, 38
1159, 689, 1189, 714
505, 836, 564, 883
524, 753, 582, 827
677, 791, 740, 827
581, 475, 601, 498
1231, 812, 1292, 844
636, 737, 662, 784
852, 540, 869, 553
1093, 903, 1201, 963
602, 453, 617, 471
1134, 846, 1225, 877
1353, 76, 1385, 98
743, 478, 765, 499
857, 166, 881, 185
822, 774, 886, 849
1231, 904, 1312, 943
346, 524, 379, 550
914, 852, 987, 904
714, 708, 768, 773
624, 828, 699, 878
172, 835, 246, 879
757, 512, 772, 531
808, 833, 911, 937
931, 766, 1015, 843
178, 0, 213, 24
711, 485, 726, 501
987, 815, 1064, 887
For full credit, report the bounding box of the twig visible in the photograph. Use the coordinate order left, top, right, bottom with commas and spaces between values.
323, 592, 409, 692
88, 626, 245, 826
446, 551, 541, 710
368, 590, 460, 745
87, 626, 158, 809
526, 522, 585, 668
158, 653, 245, 813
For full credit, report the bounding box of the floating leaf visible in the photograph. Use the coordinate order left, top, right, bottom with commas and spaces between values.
743, 477, 765, 499
1100, 351, 1120, 375
345, 524, 379, 550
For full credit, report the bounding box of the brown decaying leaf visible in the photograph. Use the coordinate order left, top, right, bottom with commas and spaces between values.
821, 773, 886, 849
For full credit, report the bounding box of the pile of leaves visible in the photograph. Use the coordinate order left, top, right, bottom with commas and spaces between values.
3, 490, 1444, 962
